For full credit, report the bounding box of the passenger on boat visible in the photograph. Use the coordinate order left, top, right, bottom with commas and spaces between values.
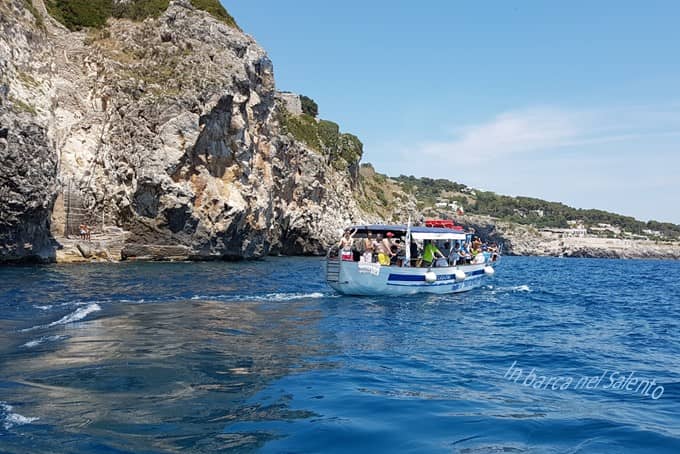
391, 240, 404, 266
459, 242, 472, 264
409, 241, 419, 267
376, 233, 394, 266
362, 232, 374, 262
422, 239, 445, 267
337, 228, 357, 261
470, 243, 486, 264
448, 240, 461, 266
472, 236, 482, 251
382, 232, 395, 254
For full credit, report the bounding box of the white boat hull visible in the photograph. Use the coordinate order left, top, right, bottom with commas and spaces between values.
325, 259, 495, 296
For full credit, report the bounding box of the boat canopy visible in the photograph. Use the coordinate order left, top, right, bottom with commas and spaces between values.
348, 224, 468, 241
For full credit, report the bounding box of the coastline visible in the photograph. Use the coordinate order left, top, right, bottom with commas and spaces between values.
458, 214, 680, 261
50, 237, 680, 265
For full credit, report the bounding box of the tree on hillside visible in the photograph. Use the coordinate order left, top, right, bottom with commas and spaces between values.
300, 95, 318, 117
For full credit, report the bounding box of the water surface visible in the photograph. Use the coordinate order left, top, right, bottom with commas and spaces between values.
0, 257, 679, 452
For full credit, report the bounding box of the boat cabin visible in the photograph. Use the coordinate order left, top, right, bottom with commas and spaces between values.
333, 223, 499, 268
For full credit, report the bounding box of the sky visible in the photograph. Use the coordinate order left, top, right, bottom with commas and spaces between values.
226, 1, 680, 223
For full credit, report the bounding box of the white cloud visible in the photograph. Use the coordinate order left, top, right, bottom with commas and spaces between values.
407, 105, 680, 165
411, 107, 581, 164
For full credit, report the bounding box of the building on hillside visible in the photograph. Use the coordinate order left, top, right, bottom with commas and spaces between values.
590, 224, 621, 235
434, 199, 460, 211
567, 220, 585, 228
541, 228, 587, 238
275, 91, 303, 116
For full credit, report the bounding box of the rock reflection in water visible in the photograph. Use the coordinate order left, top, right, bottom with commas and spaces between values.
3, 298, 332, 452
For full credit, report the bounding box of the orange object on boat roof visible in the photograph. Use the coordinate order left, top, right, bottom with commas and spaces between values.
424, 219, 463, 230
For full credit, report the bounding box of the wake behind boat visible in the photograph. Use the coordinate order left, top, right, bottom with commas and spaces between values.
326, 221, 500, 296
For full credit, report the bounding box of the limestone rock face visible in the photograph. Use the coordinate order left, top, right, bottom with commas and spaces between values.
1, 0, 365, 262
0, 117, 58, 262
0, 0, 58, 262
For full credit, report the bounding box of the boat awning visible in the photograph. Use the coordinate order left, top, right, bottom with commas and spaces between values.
411, 231, 467, 241
348, 224, 469, 240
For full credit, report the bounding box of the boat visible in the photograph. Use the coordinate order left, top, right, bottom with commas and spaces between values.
325, 223, 500, 296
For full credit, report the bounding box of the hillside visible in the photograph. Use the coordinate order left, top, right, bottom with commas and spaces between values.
351, 166, 680, 258
392, 174, 680, 241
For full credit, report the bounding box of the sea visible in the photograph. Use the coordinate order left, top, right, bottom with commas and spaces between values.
0, 256, 679, 453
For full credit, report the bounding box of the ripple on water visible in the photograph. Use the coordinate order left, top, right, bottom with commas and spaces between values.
0, 257, 678, 452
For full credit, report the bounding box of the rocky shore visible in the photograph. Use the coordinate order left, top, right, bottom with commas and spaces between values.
458, 215, 680, 260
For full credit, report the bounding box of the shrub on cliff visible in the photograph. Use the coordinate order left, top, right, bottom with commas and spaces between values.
300, 95, 318, 117
338, 133, 363, 165
279, 111, 363, 168
281, 113, 323, 151
46, 0, 112, 30
113, 0, 169, 21
189, 0, 239, 29
46, 0, 238, 31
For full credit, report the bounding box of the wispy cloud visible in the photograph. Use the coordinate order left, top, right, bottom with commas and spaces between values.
409, 105, 680, 164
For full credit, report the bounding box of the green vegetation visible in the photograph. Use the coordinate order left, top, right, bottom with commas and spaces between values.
338, 133, 363, 166
356, 164, 410, 220
189, 0, 239, 28
279, 110, 363, 168
112, 0, 169, 21
9, 96, 37, 115
300, 95, 318, 117
46, 0, 111, 30
17, 71, 39, 88
395, 175, 468, 207
46, 0, 238, 31
393, 174, 680, 239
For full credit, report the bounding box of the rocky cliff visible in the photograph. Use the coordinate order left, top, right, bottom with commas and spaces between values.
0, 0, 366, 262
0, 0, 59, 262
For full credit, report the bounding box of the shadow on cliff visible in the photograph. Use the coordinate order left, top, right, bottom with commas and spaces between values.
0, 114, 60, 265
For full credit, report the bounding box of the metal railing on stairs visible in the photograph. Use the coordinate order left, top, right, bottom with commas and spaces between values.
62, 177, 101, 238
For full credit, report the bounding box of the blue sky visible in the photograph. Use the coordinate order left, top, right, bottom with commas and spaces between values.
226, 1, 680, 223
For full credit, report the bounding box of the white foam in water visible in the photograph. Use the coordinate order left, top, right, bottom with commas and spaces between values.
33, 305, 53, 311
489, 284, 532, 294
0, 402, 39, 430
191, 292, 332, 302
21, 303, 101, 332
260, 292, 326, 301
22, 335, 68, 348
48, 303, 101, 327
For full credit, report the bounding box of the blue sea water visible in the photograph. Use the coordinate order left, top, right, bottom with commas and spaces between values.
0, 256, 679, 453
